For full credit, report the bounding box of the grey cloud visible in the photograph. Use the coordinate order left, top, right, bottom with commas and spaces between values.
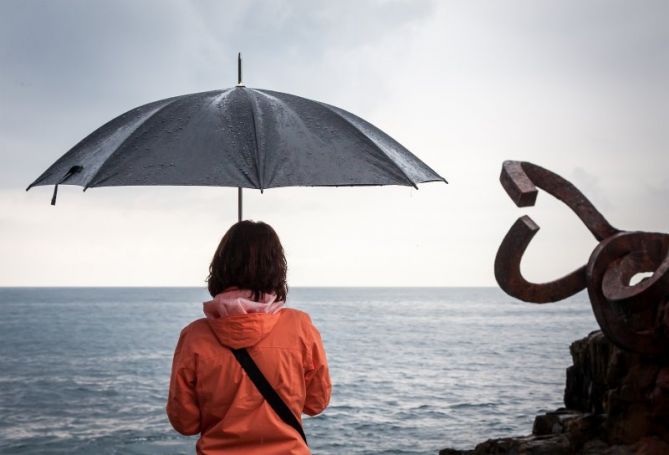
456, 0, 669, 84
0, 0, 434, 187
0, 0, 434, 110
1, 0, 668, 285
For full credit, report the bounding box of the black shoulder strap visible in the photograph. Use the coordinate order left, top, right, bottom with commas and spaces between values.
231, 347, 308, 444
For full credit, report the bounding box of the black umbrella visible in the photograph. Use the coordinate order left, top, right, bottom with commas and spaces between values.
28, 54, 446, 220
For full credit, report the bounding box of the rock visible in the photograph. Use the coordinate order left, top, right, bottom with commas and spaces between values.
562, 331, 668, 446
439, 435, 573, 455
439, 449, 473, 455
650, 367, 669, 417
506, 434, 572, 454
440, 331, 669, 454
632, 436, 669, 455
579, 439, 610, 455
562, 413, 602, 448
564, 331, 615, 414
478, 434, 573, 454
532, 409, 586, 436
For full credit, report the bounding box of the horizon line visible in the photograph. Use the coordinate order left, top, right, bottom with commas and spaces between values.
0, 285, 499, 289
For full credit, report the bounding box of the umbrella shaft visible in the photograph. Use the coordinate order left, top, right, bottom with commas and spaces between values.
238, 187, 243, 222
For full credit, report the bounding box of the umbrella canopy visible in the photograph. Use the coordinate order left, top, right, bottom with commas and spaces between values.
28, 56, 446, 216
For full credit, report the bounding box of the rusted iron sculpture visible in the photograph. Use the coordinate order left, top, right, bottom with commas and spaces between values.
495, 161, 669, 357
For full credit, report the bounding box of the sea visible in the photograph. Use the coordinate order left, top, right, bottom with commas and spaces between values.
0, 287, 599, 455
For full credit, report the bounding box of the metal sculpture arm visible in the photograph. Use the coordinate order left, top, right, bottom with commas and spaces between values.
494, 161, 619, 303
494, 160, 669, 357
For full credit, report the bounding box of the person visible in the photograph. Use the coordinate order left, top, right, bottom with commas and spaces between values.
166, 220, 331, 455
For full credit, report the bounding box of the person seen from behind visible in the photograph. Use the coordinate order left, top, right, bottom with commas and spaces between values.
167, 220, 331, 454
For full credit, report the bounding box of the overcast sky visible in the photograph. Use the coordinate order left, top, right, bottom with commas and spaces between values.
1, 0, 667, 287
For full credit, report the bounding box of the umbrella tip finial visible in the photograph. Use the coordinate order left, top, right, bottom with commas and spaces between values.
237, 52, 245, 87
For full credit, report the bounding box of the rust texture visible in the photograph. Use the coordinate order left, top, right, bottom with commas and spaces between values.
495, 160, 669, 357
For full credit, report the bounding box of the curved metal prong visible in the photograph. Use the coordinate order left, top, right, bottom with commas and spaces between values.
494, 215, 588, 303
587, 232, 669, 356
500, 161, 538, 207
501, 161, 619, 241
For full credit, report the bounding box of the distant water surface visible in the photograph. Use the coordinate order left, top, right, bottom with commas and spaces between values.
0, 287, 598, 454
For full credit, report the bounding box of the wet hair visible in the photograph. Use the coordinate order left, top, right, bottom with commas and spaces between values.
207, 220, 288, 301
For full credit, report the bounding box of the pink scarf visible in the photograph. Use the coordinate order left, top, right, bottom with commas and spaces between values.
203, 288, 285, 319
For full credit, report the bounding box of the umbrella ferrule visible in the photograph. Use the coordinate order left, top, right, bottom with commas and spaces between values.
237, 52, 244, 87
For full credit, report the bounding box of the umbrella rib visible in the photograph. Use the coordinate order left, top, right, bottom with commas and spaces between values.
82, 97, 184, 190
242, 89, 263, 191
315, 102, 419, 189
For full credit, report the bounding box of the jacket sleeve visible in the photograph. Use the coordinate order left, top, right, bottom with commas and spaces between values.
166, 327, 201, 435
303, 316, 332, 416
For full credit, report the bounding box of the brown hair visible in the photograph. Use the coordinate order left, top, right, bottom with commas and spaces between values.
207, 220, 288, 301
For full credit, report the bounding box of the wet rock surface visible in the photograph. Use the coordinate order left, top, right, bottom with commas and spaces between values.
440, 331, 669, 454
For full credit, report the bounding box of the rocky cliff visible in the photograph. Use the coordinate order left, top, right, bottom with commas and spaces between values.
440, 331, 669, 455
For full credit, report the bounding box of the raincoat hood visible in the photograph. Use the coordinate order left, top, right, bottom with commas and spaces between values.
203, 289, 285, 349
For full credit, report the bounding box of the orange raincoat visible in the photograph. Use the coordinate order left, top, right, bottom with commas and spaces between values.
167, 290, 331, 454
